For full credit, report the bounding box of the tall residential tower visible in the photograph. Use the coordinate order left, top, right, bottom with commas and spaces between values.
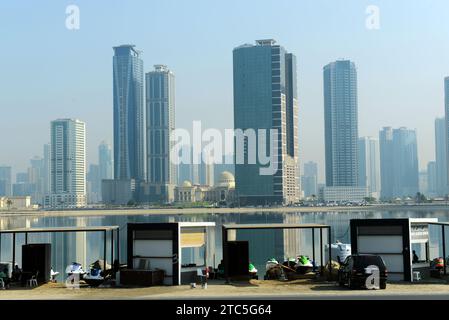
113, 45, 145, 181
435, 117, 447, 196
233, 39, 300, 205
99, 141, 113, 182
45, 119, 86, 208
444, 77, 449, 196
145, 65, 177, 202
323, 60, 359, 187
0, 166, 12, 197
358, 137, 381, 198
379, 127, 419, 199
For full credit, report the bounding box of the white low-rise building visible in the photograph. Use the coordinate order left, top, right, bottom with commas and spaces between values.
44, 194, 86, 209
319, 186, 369, 202
174, 171, 236, 204
0, 196, 32, 210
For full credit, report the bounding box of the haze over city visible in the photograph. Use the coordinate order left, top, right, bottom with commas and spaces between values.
1, 0, 449, 185
3, 1, 449, 307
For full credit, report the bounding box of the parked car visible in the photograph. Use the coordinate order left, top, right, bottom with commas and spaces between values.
338, 254, 387, 289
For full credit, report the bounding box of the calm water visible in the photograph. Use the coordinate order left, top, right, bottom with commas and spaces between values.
0, 208, 448, 279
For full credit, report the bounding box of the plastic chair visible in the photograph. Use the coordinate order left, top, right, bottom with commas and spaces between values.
413, 271, 421, 281
27, 272, 38, 287
197, 268, 207, 289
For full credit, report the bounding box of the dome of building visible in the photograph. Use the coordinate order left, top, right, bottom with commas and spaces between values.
182, 180, 192, 187
218, 171, 235, 188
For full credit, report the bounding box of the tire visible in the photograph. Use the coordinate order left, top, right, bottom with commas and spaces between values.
337, 274, 345, 287
380, 281, 387, 290
348, 277, 355, 289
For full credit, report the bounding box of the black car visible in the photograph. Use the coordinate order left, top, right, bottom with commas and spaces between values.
338, 254, 387, 289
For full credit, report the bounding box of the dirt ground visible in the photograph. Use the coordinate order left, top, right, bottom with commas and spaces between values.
0, 279, 449, 300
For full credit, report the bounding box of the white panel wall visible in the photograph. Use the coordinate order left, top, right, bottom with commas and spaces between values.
358, 236, 403, 254
134, 240, 173, 256
380, 255, 404, 273
357, 234, 404, 279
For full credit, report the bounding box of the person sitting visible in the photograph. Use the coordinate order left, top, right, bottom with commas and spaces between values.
0, 268, 10, 288
217, 260, 224, 277
413, 250, 419, 263
12, 264, 22, 282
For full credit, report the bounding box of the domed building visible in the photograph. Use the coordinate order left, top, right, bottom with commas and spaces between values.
211, 171, 236, 203
174, 171, 236, 205
175, 180, 198, 202
217, 171, 235, 188
182, 180, 192, 188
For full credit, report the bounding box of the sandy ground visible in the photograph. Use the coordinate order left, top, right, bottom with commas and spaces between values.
1, 279, 449, 300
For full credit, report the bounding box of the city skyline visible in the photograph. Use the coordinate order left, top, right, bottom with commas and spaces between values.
2, 1, 449, 185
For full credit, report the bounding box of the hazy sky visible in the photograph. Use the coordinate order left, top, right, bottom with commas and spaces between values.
1, 0, 449, 183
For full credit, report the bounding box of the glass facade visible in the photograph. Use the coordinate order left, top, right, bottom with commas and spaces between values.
145, 65, 176, 202
233, 40, 299, 205
379, 127, 419, 198
445, 77, 449, 192
0, 166, 12, 197
358, 137, 380, 198
323, 60, 359, 187
99, 141, 113, 181
113, 45, 145, 181
434, 118, 447, 196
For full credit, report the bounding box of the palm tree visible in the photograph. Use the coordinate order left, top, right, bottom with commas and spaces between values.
6, 199, 12, 210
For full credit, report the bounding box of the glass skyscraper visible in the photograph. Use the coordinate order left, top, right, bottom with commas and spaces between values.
358, 137, 381, 198
323, 60, 359, 187
0, 166, 12, 197
392, 128, 419, 197
98, 141, 113, 181
379, 127, 419, 199
427, 161, 437, 195
379, 127, 394, 199
444, 77, 449, 194
113, 45, 145, 181
145, 65, 176, 202
302, 161, 318, 198
434, 117, 447, 196
233, 39, 300, 205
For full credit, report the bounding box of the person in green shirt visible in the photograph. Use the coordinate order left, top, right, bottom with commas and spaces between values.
0, 268, 10, 288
